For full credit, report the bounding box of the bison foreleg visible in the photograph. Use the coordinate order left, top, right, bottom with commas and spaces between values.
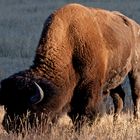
69, 80, 103, 130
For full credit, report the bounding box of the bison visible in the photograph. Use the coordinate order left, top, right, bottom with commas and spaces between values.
0, 3, 140, 132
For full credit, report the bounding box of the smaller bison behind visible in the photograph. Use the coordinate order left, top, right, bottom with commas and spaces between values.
0, 3, 140, 132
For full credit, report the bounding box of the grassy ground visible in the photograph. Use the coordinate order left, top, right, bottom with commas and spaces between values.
0, 0, 140, 139
0, 113, 140, 140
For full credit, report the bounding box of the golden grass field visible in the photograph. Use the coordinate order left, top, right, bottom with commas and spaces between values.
0, 0, 140, 139
0, 112, 140, 140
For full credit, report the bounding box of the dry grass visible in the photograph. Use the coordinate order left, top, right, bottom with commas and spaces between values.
0, 112, 140, 140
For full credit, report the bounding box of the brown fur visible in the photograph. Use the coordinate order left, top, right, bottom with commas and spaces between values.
0, 3, 140, 132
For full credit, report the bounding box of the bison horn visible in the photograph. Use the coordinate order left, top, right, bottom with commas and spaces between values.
30, 82, 44, 104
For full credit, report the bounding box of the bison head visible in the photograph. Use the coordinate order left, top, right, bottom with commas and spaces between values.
0, 73, 52, 133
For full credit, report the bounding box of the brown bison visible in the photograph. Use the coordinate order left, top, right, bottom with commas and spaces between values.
0, 3, 140, 132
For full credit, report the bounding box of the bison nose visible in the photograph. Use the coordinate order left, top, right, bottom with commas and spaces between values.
30, 82, 44, 104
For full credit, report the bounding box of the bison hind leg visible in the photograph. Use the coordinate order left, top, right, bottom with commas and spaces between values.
128, 72, 140, 120
110, 85, 125, 121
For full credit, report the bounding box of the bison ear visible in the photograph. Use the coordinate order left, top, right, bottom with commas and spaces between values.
30, 82, 44, 104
